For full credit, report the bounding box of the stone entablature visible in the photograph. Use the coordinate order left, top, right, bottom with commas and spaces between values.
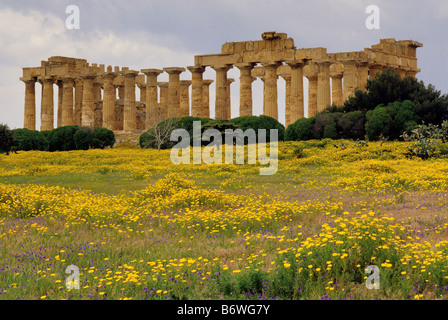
20, 32, 422, 132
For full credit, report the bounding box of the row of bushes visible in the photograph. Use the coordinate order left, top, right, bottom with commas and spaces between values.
285, 100, 419, 142
139, 115, 286, 149
0, 124, 115, 154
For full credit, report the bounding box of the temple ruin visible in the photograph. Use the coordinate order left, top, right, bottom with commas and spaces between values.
20, 32, 423, 135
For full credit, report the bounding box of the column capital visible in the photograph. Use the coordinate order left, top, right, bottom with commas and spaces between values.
141, 68, 163, 76
38, 76, 55, 83
285, 60, 306, 68
211, 64, 233, 72
61, 77, 76, 87
314, 59, 333, 68
261, 61, 282, 68
235, 62, 255, 70
180, 80, 192, 86
121, 70, 139, 78
158, 81, 169, 88
330, 73, 343, 80
187, 66, 206, 74
226, 78, 235, 85
20, 77, 36, 84
163, 67, 185, 75
202, 79, 214, 86
80, 73, 97, 80
280, 74, 291, 81
102, 71, 117, 81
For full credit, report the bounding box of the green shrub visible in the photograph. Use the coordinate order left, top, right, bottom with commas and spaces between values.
323, 122, 338, 139
365, 107, 393, 140
49, 126, 79, 151
285, 117, 316, 141
73, 127, 92, 150
230, 115, 285, 142
91, 127, 115, 149
12, 128, 49, 151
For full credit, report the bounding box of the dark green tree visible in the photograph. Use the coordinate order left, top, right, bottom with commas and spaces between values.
0, 123, 16, 155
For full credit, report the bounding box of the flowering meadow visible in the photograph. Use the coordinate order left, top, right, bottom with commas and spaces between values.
1, 139, 448, 300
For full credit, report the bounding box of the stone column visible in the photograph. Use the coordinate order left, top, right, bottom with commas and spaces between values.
262, 61, 281, 120
281, 74, 291, 126
94, 79, 102, 102
331, 73, 343, 106
316, 60, 332, 113
179, 80, 191, 117
40, 76, 54, 131
164, 67, 185, 119
118, 85, 125, 101
212, 65, 232, 119
286, 60, 305, 124
56, 81, 63, 128
235, 63, 255, 117
356, 62, 369, 91
202, 80, 213, 118
21, 78, 36, 130
102, 69, 116, 130
61, 77, 75, 127
342, 60, 357, 101
81, 74, 96, 128
368, 64, 383, 79
158, 82, 169, 121
225, 78, 234, 120
187, 66, 205, 118
138, 84, 146, 103
122, 70, 139, 131
259, 76, 266, 114
74, 78, 83, 126
141, 69, 163, 129
306, 74, 318, 117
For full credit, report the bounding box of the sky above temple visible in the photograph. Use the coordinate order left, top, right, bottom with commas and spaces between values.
0, 0, 447, 129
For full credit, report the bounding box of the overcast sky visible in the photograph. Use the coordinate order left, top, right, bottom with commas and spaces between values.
1, 0, 447, 129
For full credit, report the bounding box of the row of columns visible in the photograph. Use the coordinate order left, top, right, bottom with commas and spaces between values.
22, 68, 214, 131
23, 61, 418, 131
204, 59, 402, 126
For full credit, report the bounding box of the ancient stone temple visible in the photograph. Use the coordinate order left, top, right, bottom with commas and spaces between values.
20, 32, 422, 134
